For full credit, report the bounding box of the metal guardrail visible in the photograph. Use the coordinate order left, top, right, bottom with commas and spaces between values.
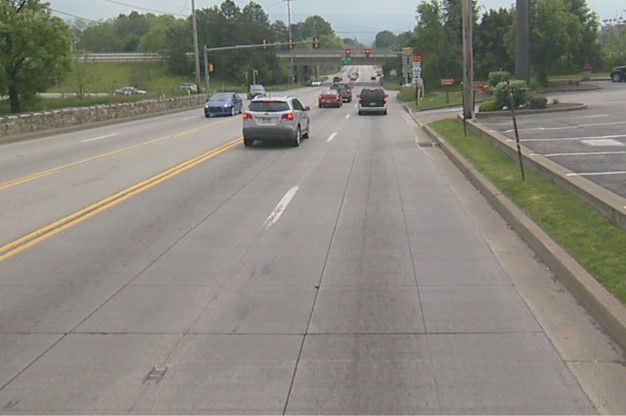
78, 53, 163, 62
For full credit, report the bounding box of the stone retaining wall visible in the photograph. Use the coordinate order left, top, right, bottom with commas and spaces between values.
0, 95, 206, 138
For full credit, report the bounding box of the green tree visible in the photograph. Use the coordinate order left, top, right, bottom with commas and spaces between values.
319, 33, 343, 48
528, 0, 573, 84
375, 30, 397, 48
297, 15, 334, 39
410, 1, 447, 89
0, 0, 72, 113
474, 8, 514, 79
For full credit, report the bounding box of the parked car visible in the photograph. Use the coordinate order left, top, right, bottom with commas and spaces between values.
332, 83, 352, 102
248, 84, 266, 100
311, 79, 322, 86
180, 83, 198, 94
610, 66, 625, 82
204, 92, 243, 117
115, 86, 147, 96
243, 96, 311, 147
358, 87, 388, 115
319, 89, 342, 108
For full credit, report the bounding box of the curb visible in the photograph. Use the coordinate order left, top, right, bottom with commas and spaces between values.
463, 116, 626, 231
0, 104, 203, 146
403, 104, 626, 351
475, 103, 587, 118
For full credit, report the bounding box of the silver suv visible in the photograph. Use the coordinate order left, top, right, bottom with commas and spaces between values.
243, 96, 311, 147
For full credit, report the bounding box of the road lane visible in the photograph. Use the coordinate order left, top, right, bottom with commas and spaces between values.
0, 85, 328, 246
0, 94, 609, 413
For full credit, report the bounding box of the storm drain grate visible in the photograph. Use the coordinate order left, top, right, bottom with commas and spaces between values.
144, 366, 168, 384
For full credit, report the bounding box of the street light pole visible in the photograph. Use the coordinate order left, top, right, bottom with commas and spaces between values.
191, 0, 201, 92
515, 0, 531, 83
285, 0, 295, 84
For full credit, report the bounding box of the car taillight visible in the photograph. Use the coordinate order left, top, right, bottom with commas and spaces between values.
243, 112, 253, 120
384, 96, 388, 104
282, 112, 294, 120
358, 97, 362, 103
347, 89, 351, 93
336, 95, 340, 100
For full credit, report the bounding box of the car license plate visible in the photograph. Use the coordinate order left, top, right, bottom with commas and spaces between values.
369, 102, 376, 106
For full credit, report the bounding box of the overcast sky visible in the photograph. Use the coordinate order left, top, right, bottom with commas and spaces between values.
48, 0, 625, 43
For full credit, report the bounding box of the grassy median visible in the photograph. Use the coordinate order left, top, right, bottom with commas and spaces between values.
431, 118, 626, 304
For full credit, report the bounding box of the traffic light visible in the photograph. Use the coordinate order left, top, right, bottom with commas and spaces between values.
207, 63, 214, 72
312, 37, 320, 49
345, 48, 351, 56
365, 48, 371, 57
262, 39, 267, 50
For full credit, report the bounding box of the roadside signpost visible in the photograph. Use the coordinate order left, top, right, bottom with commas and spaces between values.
402, 47, 412, 85
440, 78, 455, 103
412, 55, 423, 109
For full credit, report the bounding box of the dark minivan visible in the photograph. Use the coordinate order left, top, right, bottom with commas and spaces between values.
358, 87, 388, 115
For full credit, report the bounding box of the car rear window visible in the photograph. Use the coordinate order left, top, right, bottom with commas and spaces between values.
361, 89, 385, 100
249, 101, 290, 112
322, 89, 338, 95
210, 93, 232, 100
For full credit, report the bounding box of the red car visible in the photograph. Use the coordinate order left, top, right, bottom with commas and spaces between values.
318, 89, 342, 108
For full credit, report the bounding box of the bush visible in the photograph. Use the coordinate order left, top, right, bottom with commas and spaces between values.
529, 95, 548, 109
488, 71, 511, 87
552, 98, 560, 105
494, 80, 530, 110
479, 99, 499, 112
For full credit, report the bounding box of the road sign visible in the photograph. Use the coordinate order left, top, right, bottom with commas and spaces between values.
340, 55, 352, 65
412, 55, 421, 63
402, 47, 412, 55
441, 78, 455, 86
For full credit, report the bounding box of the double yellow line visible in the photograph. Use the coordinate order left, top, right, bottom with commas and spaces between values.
0, 121, 227, 191
0, 137, 243, 263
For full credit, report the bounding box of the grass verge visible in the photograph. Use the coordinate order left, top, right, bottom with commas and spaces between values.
431, 118, 625, 304
398, 87, 486, 111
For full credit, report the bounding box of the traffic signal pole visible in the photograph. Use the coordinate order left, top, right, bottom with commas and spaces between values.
203, 45, 210, 92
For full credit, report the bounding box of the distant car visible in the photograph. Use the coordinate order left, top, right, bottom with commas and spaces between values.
115, 86, 147, 96
243, 96, 311, 147
332, 76, 343, 84
180, 83, 198, 94
248, 84, 266, 100
204, 92, 243, 117
332, 83, 352, 102
358, 87, 388, 115
350, 73, 359, 81
610, 66, 625, 82
311, 79, 322, 86
370, 75, 377, 81
319, 89, 342, 108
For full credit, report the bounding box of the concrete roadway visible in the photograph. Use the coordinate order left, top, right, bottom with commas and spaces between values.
0, 76, 624, 413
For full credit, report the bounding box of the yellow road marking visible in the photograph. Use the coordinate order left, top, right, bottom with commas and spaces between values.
0, 137, 243, 263
0, 118, 233, 191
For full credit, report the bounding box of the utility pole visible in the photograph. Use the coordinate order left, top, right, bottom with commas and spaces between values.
515, 0, 531, 83
191, 0, 201, 92
461, 0, 474, 119
285, 0, 295, 84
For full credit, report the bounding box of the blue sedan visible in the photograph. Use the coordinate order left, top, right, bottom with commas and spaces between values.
204, 92, 243, 117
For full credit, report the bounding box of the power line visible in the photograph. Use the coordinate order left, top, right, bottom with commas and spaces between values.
49, 8, 99, 23
99, 0, 187, 17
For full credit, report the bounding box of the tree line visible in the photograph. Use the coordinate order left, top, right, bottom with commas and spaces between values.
375, 0, 622, 88
71, 0, 344, 85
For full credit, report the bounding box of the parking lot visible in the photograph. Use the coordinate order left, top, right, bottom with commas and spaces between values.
479, 81, 626, 198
